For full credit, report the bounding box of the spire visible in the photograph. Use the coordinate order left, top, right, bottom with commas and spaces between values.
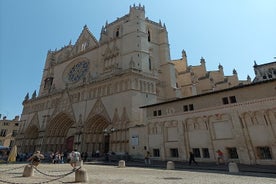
233, 69, 237, 75
247, 75, 251, 82
254, 60, 257, 66
200, 57, 205, 64
182, 50, 187, 58
24, 93, 29, 101
32, 90, 37, 99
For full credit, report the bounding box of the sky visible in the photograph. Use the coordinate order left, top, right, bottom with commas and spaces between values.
0, 0, 275, 119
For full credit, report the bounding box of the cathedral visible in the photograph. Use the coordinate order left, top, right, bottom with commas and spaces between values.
16, 5, 276, 165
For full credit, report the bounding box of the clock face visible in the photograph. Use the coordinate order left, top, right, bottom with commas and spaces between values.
67, 61, 89, 83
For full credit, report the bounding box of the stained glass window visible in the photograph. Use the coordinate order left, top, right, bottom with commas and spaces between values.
68, 61, 89, 82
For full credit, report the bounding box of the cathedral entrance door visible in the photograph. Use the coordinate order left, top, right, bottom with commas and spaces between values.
104, 134, 110, 153
65, 136, 74, 152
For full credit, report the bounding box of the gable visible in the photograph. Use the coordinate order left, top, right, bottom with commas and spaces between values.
73, 25, 99, 54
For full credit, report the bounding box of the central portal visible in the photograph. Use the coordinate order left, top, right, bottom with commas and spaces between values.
104, 134, 110, 153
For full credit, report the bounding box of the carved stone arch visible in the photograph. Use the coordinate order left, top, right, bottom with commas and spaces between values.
43, 112, 75, 152
253, 110, 266, 125
196, 117, 207, 130
242, 112, 254, 127
266, 108, 276, 124
84, 114, 110, 153
186, 118, 195, 131
46, 112, 75, 137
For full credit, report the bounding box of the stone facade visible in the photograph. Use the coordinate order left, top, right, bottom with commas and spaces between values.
173, 50, 252, 97
141, 79, 276, 165
15, 5, 276, 165
0, 116, 20, 147
253, 61, 276, 83
16, 5, 179, 156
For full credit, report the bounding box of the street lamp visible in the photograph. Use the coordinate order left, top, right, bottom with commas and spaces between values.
103, 128, 117, 154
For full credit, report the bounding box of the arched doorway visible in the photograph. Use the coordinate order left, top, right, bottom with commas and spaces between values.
44, 113, 74, 153
24, 125, 39, 153
84, 115, 110, 155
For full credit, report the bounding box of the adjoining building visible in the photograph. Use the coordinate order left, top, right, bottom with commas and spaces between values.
140, 78, 276, 165
0, 115, 20, 147
15, 5, 276, 165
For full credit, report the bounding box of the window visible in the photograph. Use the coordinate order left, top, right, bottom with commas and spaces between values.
257, 146, 272, 159
0, 129, 7, 137
263, 76, 267, 79
4, 122, 9, 126
153, 149, 160, 157
149, 58, 152, 71
229, 96, 237, 103
202, 148, 210, 158
222, 97, 229, 104
158, 110, 162, 116
192, 148, 201, 158
183, 105, 188, 112
148, 30, 151, 42
116, 28, 119, 37
12, 130, 17, 137
153, 110, 161, 117
183, 104, 194, 112
189, 104, 194, 111
227, 147, 238, 159
15, 123, 19, 126
170, 148, 179, 157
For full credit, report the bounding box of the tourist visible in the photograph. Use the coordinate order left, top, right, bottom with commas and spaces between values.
188, 151, 198, 166
68, 149, 81, 170
144, 151, 151, 165
27, 151, 44, 167
216, 149, 225, 165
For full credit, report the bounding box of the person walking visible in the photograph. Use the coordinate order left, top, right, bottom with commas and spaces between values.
188, 151, 198, 166
68, 149, 81, 170
216, 149, 225, 165
144, 151, 151, 165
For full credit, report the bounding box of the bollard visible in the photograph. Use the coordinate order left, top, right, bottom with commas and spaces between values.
75, 167, 89, 183
166, 161, 175, 170
22, 164, 34, 177
228, 162, 239, 173
118, 160, 126, 168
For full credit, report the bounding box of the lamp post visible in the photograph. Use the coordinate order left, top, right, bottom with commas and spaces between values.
103, 128, 117, 153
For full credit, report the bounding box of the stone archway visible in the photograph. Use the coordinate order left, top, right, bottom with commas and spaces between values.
84, 115, 110, 155
44, 113, 75, 153
24, 125, 39, 153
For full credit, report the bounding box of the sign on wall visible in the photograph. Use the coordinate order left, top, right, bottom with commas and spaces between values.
131, 135, 139, 146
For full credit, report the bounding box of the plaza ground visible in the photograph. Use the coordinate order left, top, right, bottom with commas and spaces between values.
0, 161, 275, 184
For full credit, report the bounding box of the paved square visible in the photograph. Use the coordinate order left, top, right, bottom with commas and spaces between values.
0, 163, 275, 184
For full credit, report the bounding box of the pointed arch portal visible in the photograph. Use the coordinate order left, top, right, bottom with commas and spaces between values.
44, 113, 75, 152
23, 125, 39, 153
84, 115, 110, 154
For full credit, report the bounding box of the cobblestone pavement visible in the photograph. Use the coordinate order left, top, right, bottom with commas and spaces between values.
0, 163, 275, 184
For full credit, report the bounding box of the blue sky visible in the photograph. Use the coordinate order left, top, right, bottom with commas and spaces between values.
0, 0, 275, 119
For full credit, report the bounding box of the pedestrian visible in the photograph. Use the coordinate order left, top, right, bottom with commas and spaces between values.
144, 151, 151, 165
188, 151, 198, 166
27, 150, 44, 167
216, 149, 225, 165
68, 149, 81, 170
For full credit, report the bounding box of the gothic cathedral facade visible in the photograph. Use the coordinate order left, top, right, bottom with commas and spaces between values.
16, 5, 179, 156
